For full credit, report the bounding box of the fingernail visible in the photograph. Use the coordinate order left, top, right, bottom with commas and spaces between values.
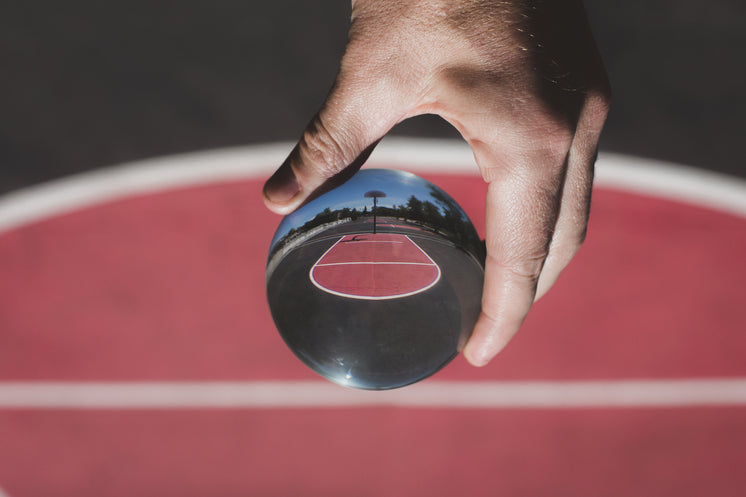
264, 164, 300, 204
465, 346, 490, 368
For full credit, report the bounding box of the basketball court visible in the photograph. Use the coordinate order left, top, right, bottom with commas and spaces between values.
309, 233, 441, 300
0, 139, 745, 496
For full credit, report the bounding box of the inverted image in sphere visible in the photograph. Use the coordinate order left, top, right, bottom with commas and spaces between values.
266, 169, 484, 389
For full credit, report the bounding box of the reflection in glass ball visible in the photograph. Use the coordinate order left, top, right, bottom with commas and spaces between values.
266, 169, 484, 389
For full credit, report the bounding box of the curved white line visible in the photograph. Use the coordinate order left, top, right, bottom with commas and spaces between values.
317, 262, 434, 267
376, 139, 746, 219
0, 138, 744, 235
0, 379, 745, 408
309, 234, 441, 300
336, 240, 405, 244
0, 143, 289, 234
308, 236, 345, 293
404, 234, 443, 288
308, 279, 440, 301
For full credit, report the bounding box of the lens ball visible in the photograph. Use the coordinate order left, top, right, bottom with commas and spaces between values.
266, 169, 484, 389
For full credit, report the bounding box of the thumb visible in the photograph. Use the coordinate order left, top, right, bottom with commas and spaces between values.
263, 79, 397, 215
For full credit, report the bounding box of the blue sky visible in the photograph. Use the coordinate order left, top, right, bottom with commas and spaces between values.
270, 168, 457, 248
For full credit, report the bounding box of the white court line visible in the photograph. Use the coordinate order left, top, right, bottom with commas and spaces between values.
1, 139, 745, 235
343, 240, 405, 243
309, 234, 441, 300
308, 235, 345, 295
316, 262, 434, 266
0, 379, 745, 409
0, 486, 10, 497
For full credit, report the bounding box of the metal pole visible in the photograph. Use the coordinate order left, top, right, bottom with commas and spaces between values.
373, 197, 377, 234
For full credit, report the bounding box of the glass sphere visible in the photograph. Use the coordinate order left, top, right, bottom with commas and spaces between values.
266, 169, 484, 389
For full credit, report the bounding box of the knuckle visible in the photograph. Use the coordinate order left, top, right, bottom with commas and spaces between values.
512, 114, 576, 170
541, 126, 575, 163
488, 250, 546, 284
298, 116, 353, 178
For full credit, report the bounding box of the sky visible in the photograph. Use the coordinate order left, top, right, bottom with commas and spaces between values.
269, 168, 461, 248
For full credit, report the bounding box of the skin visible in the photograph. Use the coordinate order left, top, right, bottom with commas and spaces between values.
263, 0, 610, 367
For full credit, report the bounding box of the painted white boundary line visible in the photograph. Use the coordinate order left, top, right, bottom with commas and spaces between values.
309, 234, 441, 300
0, 485, 10, 497
0, 143, 287, 235
317, 262, 432, 266
593, 153, 746, 219
308, 235, 345, 295
0, 379, 745, 409
1, 138, 745, 234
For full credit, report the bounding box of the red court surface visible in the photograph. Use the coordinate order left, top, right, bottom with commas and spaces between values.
0, 146, 745, 496
310, 233, 440, 299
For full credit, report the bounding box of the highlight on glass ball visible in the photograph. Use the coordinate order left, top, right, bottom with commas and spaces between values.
266, 168, 485, 390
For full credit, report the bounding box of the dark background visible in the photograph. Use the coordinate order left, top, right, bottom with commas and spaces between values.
2, 1, 744, 195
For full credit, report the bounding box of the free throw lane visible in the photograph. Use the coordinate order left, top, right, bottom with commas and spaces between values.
0, 144, 745, 496
310, 233, 441, 300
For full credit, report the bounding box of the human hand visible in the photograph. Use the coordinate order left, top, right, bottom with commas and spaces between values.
263, 0, 610, 366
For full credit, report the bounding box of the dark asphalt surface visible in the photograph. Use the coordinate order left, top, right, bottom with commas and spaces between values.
1, 1, 745, 195
266, 221, 484, 389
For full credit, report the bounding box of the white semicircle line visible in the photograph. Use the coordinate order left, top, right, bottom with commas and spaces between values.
340, 240, 405, 243
316, 262, 435, 266
309, 234, 441, 300
1, 138, 745, 236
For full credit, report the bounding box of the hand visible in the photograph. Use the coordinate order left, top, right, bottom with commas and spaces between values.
263, 0, 610, 366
